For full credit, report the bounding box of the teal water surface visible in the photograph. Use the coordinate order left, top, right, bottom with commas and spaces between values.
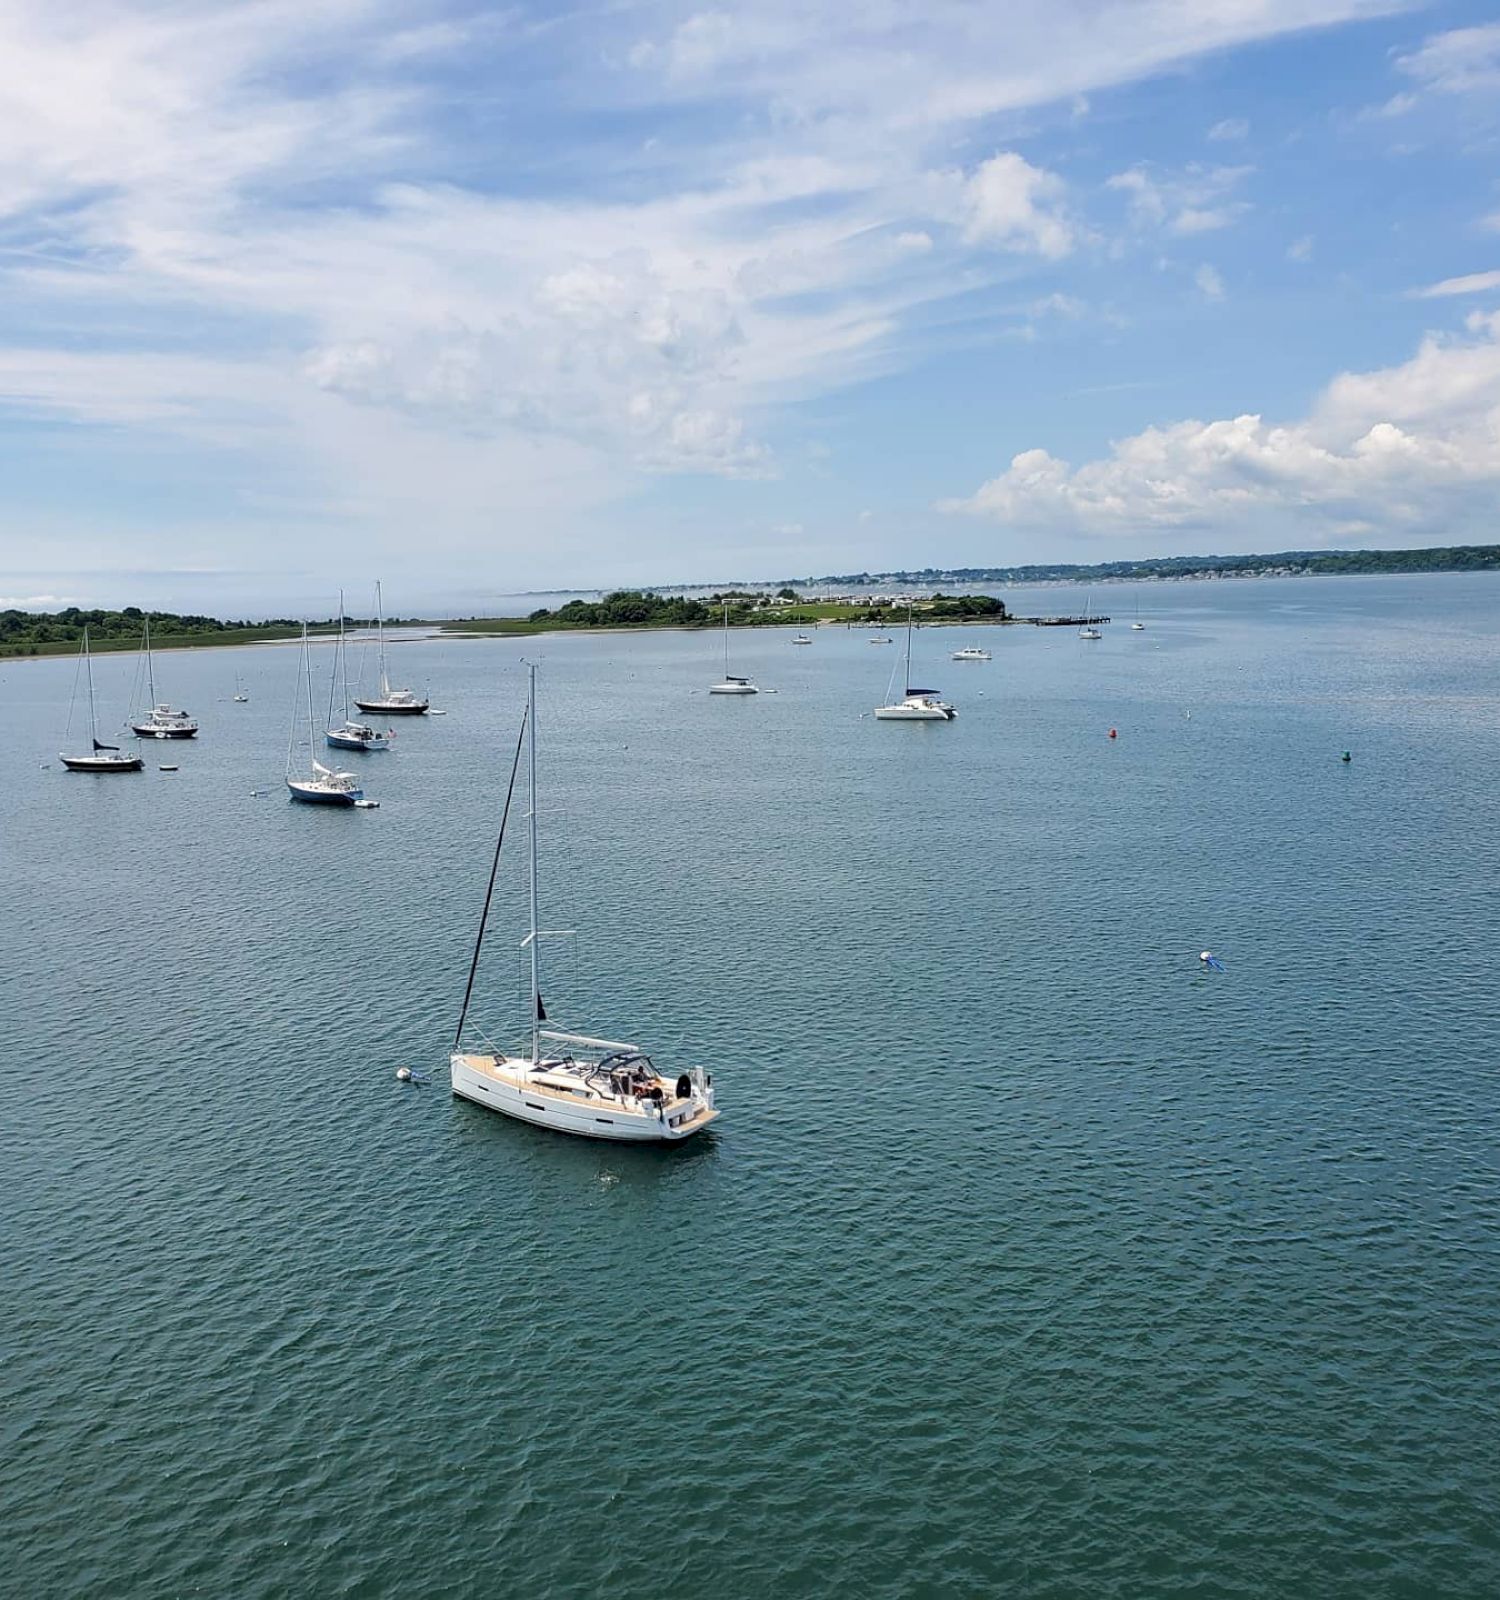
4, 574, 1500, 1598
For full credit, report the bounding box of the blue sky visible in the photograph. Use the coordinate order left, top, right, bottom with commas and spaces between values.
1, 0, 1499, 612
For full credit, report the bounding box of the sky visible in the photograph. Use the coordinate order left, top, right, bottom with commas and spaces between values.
1, 0, 1499, 614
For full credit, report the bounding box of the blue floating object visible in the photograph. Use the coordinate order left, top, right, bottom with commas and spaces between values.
1199, 951, 1226, 972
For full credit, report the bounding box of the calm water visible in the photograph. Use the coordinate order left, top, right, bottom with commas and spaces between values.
4, 574, 1499, 1598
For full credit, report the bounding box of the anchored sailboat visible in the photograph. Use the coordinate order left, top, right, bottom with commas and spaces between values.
354, 581, 429, 715
60, 628, 143, 772
130, 616, 199, 738
286, 625, 364, 806
450, 664, 720, 1142
874, 603, 955, 721
1078, 589, 1102, 641
327, 592, 391, 752
709, 600, 758, 694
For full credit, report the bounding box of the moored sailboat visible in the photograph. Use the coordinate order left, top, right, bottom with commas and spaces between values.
60, 628, 143, 773
326, 593, 391, 752
286, 625, 364, 806
450, 664, 720, 1142
709, 600, 758, 694
353, 581, 429, 715
130, 616, 199, 738
874, 603, 955, 720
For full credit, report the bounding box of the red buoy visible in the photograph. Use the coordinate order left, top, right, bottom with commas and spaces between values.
1108, 728, 1117, 739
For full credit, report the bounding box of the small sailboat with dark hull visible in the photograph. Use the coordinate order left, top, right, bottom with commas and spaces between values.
286, 625, 365, 807
353, 581, 428, 716
326, 594, 391, 752
130, 616, 199, 739
60, 629, 143, 772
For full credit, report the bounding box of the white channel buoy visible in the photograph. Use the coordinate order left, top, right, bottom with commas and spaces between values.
396, 1067, 413, 1083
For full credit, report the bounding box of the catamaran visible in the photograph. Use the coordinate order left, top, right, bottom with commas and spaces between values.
450, 664, 720, 1142
708, 600, 758, 694
130, 616, 199, 738
326, 593, 391, 752
354, 581, 429, 715
286, 625, 365, 806
874, 603, 955, 721
60, 628, 143, 772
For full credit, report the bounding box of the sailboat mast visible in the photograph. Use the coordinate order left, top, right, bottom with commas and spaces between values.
723, 600, 730, 675
303, 624, 317, 763
904, 602, 914, 693
83, 626, 98, 743
144, 615, 156, 707
375, 580, 389, 697
527, 662, 541, 1065
338, 589, 350, 722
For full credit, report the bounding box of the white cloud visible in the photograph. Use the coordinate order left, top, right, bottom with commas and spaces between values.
1195, 263, 1225, 300
0, 0, 1432, 592
1414, 270, 1500, 299
1287, 234, 1314, 262
1394, 23, 1500, 100
961, 152, 1073, 258
939, 312, 1500, 541
1107, 163, 1252, 236
1207, 117, 1249, 141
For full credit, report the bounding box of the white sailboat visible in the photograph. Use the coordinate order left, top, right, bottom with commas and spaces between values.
708, 600, 758, 694
286, 625, 365, 806
130, 616, 199, 738
327, 592, 391, 751
1078, 589, 1102, 641
232, 672, 249, 703
1131, 594, 1146, 630
451, 664, 720, 1142
60, 628, 143, 773
354, 581, 429, 715
874, 603, 955, 720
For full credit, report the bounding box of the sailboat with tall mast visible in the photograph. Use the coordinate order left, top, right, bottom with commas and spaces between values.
60, 628, 144, 772
327, 592, 391, 752
130, 616, 199, 738
708, 599, 758, 694
874, 603, 955, 720
286, 625, 364, 806
1078, 588, 1103, 641
450, 664, 720, 1142
353, 581, 428, 715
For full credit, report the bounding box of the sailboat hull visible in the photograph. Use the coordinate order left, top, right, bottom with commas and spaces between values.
354, 699, 427, 715
131, 724, 197, 739
451, 1054, 718, 1143
286, 778, 361, 806
708, 682, 758, 695
60, 753, 144, 772
873, 704, 955, 720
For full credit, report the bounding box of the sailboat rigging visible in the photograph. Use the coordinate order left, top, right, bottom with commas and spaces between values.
450, 664, 720, 1142
874, 602, 955, 721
